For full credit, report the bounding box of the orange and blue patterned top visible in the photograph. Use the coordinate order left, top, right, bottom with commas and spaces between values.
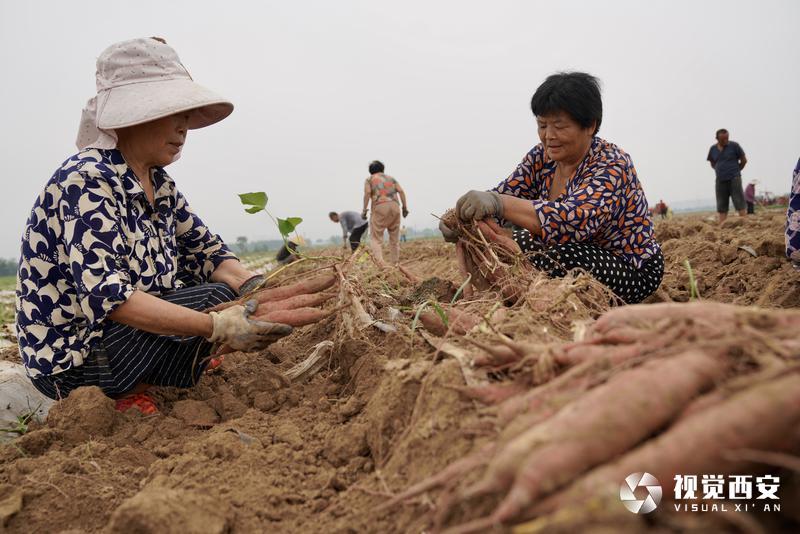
366, 173, 403, 205
492, 137, 660, 269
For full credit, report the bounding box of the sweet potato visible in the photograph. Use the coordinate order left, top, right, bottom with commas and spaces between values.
455, 241, 474, 299
256, 307, 333, 327
253, 291, 334, 313
205, 272, 337, 312
419, 307, 481, 336
452, 383, 528, 405
533, 371, 800, 519
457, 349, 729, 526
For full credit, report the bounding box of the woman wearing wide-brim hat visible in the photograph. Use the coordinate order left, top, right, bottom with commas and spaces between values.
15, 37, 293, 414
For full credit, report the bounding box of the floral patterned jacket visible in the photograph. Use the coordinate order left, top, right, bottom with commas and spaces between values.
15, 149, 236, 378
492, 137, 660, 269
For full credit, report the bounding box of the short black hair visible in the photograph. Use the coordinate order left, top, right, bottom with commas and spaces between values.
530, 72, 602, 135
369, 160, 385, 174
328, 211, 338, 219
716, 128, 728, 138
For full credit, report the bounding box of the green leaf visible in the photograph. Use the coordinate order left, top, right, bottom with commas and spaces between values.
410, 301, 430, 340
239, 192, 268, 214
451, 274, 472, 304
277, 217, 303, 237
430, 301, 449, 328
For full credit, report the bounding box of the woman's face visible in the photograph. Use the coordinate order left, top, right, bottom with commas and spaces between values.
536, 111, 595, 164
117, 112, 190, 167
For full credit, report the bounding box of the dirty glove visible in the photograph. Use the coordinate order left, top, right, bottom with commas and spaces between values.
402, 207, 409, 218
237, 274, 265, 296
361, 210, 368, 220
455, 190, 504, 222
439, 220, 458, 243
208, 299, 293, 351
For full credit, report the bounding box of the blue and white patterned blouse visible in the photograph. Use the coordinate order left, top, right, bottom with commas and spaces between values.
15, 149, 236, 378
787, 157, 800, 269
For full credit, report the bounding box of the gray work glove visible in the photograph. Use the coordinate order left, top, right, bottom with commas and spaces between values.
208, 299, 293, 351
455, 190, 504, 222
237, 274, 266, 296
439, 220, 458, 243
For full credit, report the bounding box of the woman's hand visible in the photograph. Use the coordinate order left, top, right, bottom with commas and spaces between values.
476, 219, 521, 254
439, 220, 458, 243
208, 299, 292, 351
456, 191, 505, 221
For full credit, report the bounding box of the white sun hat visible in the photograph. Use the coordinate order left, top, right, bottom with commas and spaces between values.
76, 37, 233, 150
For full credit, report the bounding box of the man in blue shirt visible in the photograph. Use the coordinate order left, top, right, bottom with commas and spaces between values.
707, 128, 748, 223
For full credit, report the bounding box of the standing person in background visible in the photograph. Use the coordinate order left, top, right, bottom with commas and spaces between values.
744, 180, 757, 214
786, 158, 800, 270
707, 128, 747, 223
362, 160, 409, 265
400, 225, 408, 242
655, 199, 668, 219
328, 211, 368, 252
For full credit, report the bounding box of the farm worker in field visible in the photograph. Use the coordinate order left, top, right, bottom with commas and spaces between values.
786, 157, 800, 270
439, 72, 664, 304
707, 128, 748, 223
744, 180, 757, 214
400, 226, 408, 242
14, 38, 294, 415
328, 211, 368, 252
655, 199, 668, 219
362, 160, 409, 265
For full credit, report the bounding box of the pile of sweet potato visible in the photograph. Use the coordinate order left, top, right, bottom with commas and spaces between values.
389, 299, 800, 532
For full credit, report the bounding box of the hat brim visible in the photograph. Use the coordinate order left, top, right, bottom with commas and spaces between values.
96, 78, 233, 130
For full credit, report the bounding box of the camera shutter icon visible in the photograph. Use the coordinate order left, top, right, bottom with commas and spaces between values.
620, 472, 662, 514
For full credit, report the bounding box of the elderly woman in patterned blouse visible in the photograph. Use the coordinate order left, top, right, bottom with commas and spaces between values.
15, 38, 293, 414
440, 72, 664, 304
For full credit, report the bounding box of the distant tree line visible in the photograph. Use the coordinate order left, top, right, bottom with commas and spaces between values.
229, 237, 287, 255
0, 258, 16, 277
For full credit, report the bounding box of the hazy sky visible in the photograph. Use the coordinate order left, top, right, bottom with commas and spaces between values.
1, 0, 798, 258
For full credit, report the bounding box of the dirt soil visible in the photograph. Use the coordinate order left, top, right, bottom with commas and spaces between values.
0, 211, 797, 533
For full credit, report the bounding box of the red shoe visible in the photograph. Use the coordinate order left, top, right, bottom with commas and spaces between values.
115, 393, 158, 415
206, 355, 225, 373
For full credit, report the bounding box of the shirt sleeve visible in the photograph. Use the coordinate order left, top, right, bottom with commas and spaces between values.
174, 190, 238, 284
786, 160, 800, 269
706, 147, 714, 162
735, 143, 745, 159
340, 220, 349, 239
59, 173, 136, 325
532, 160, 625, 246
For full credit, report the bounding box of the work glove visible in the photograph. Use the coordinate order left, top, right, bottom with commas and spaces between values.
456, 190, 504, 222
208, 300, 293, 351
361, 210, 368, 220
439, 220, 458, 243
402, 207, 409, 218
237, 274, 266, 296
